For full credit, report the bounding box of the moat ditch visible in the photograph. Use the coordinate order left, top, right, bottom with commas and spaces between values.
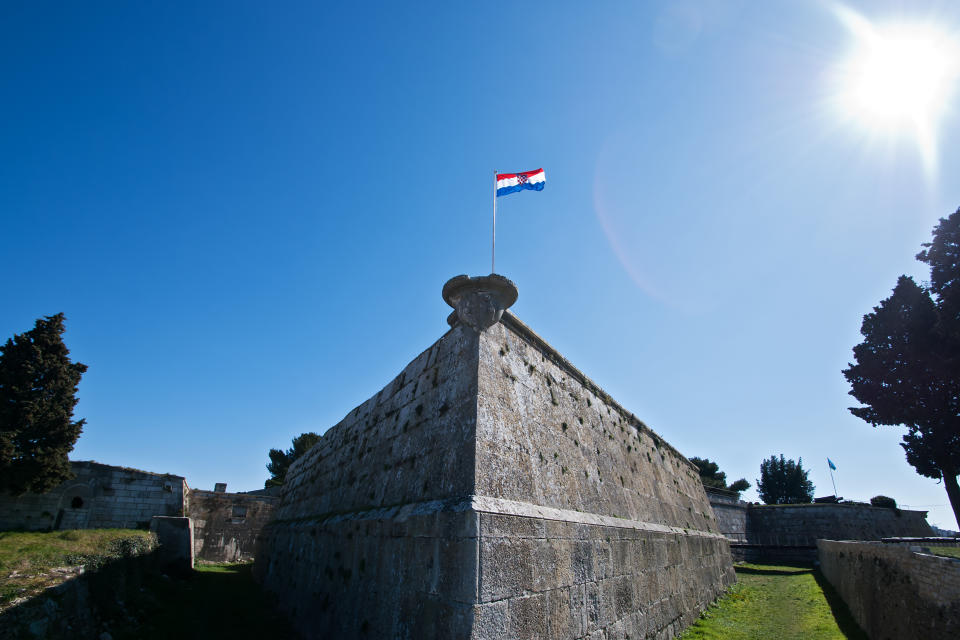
679, 563, 868, 640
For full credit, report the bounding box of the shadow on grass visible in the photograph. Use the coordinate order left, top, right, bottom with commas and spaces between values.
112, 563, 299, 640
735, 565, 815, 576
812, 569, 869, 640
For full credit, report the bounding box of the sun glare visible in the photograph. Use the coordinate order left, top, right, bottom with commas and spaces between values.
833, 5, 960, 174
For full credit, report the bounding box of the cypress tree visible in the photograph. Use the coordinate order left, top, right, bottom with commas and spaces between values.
0, 314, 87, 495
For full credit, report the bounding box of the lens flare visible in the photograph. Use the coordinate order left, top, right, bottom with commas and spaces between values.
832, 4, 960, 177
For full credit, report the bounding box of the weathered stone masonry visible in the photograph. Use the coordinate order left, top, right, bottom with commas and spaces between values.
0, 462, 278, 564
703, 486, 934, 562
255, 275, 735, 639
0, 461, 185, 532
818, 539, 960, 640
187, 489, 279, 562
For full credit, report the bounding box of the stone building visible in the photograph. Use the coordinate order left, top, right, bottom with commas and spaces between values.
0, 461, 278, 563
0, 461, 185, 531
255, 275, 735, 639
188, 486, 278, 562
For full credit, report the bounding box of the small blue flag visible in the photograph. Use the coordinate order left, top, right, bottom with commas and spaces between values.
828, 458, 837, 470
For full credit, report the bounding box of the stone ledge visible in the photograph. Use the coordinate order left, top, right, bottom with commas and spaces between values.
268, 495, 726, 541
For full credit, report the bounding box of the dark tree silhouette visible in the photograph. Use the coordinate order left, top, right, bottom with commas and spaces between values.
689, 456, 750, 493
0, 314, 87, 495
844, 208, 960, 528
756, 455, 814, 504
265, 432, 321, 488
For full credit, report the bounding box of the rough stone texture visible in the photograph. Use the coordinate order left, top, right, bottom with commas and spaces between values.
478, 316, 719, 533
443, 274, 518, 332
150, 516, 194, 575
256, 324, 481, 638
0, 461, 185, 531
818, 539, 960, 640
0, 462, 279, 565
745, 503, 933, 546
256, 311, 734, 639
703, 488, 748, 543
186, 489, 278, 562
702, 489, 934, 563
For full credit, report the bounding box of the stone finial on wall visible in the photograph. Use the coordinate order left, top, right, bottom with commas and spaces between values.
442, 274, 518, 332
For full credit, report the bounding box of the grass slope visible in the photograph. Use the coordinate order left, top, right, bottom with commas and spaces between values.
680, 564, 867, 640
0, 529, 154, 609
929, 546, 960, 559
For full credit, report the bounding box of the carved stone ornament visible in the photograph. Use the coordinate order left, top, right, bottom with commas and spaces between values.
442, 274, 519, 332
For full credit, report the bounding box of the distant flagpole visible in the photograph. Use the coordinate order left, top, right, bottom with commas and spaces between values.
492, 170, 497, 274
828, 459, 838, 498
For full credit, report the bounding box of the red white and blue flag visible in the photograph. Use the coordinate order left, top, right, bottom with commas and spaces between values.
496, 168, 545, 197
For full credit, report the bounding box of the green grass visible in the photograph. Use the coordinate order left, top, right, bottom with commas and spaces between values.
0, 529, 154, 608
110, 562, 297, 640
928, 545, 960, 559
679, 563, 867, 640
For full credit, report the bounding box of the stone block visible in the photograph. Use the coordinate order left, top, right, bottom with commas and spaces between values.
508, 593, 549, 640
150, 516, 194, 575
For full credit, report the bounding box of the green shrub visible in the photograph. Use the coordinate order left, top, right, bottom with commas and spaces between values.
870, 495, 897, 508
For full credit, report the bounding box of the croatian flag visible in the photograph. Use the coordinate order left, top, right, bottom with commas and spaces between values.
496, 168, 545, 197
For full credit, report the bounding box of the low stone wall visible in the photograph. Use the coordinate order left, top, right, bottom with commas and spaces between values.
0, 461, 186, 531
818, 539, 960, 640
186, 489, 278, 562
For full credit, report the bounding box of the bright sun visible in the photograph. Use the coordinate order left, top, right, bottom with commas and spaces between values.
833, 5, 960, 173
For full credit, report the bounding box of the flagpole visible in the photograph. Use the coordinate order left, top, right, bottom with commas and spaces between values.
829, 464, 838, 499
492, 170, 497, 274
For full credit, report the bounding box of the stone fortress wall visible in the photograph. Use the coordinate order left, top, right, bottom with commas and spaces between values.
0, 461, 185, 532
746, 502, 932, 546
470, 315, 734, 639
0, 461, 277, 563
818, 539, 960, 640
703, 487, 934, 563
703, 487, 933, 545
256, 274, 734, 640
255, 323, 483, 638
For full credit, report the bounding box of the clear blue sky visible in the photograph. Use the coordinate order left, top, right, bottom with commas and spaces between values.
2, 1, 959, 528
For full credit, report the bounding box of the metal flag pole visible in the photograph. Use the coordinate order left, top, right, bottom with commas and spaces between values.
829, 463, 838, 498
492, 170, 497, 274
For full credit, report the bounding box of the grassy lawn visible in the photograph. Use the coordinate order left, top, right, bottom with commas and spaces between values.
110, 562, 297, 640
0, 529, 154, 609
679, 563, 867, 640
928, 545, 960, 559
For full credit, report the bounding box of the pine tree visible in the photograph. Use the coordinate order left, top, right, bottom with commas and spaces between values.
756, 455, 814, 504
844, 208, 960, 528
0, 314, 87, 495
689, 456, 751, 493
265, 432, 321, 488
